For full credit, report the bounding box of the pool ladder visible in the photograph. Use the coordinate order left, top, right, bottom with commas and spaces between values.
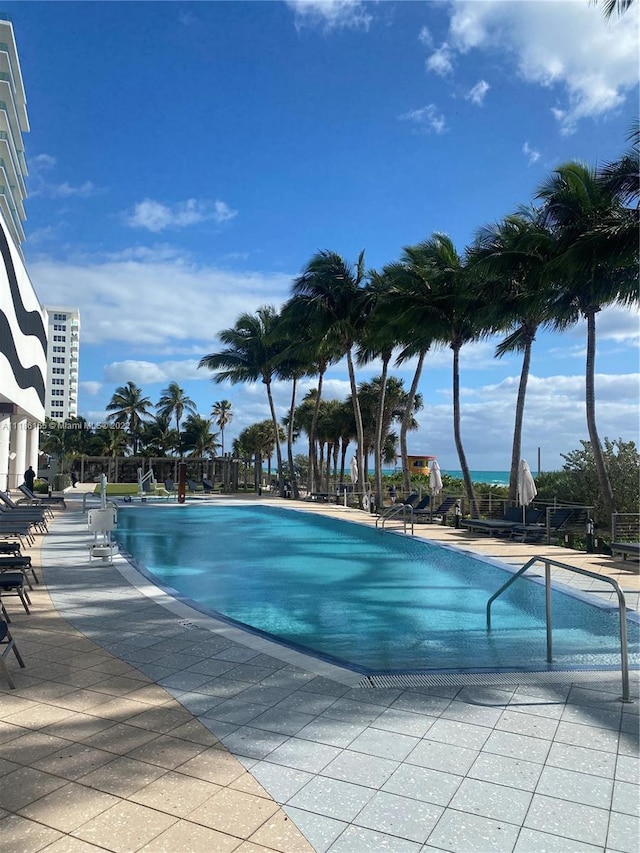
375, 504, 414, 536
487, 556, 633, 703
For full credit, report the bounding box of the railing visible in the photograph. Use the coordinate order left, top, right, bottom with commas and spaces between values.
612, 513, 640, 542
376, 504, 414, 536
486, 556, 633, 703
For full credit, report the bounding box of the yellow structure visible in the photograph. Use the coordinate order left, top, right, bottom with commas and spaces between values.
406, 455, 436, 476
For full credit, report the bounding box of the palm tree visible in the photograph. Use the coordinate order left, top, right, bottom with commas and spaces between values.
156, 382, 197, 457
139, 414, 178, 457
537, 161, 639, 522
596, 124, 639, 268
357, 270, 402, 508
280, 294, 344, 494
105, 381, 152, 454
199, 305, 286, 494
182, 414, 220, 458
379, 252, 439, 496
467, 208, 557, 503
291, 250, 372, 498
211, 400, 234, 456
591, 0, 635, 18
402, 234, 490, 517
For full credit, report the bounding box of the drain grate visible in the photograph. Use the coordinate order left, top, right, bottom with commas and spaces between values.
359, 670, 633, 689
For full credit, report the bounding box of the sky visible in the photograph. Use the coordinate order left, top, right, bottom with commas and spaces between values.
10, 0, 640, 473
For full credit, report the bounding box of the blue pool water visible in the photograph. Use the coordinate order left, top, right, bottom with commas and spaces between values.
113, 504, 640, 674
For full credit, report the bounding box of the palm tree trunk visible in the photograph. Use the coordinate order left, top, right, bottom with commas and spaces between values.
585, 308, 616, 523
265, 381, 284, 495
309, 369, 326, 493
452, 343, 478, 517
401, 350, 426, 495
287, 376, 299, 500
346, 348, 366, 498
374, 356, 390, 509
508, 335, 534, 504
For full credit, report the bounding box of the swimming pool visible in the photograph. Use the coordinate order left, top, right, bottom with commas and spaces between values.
113, 503, 640, 674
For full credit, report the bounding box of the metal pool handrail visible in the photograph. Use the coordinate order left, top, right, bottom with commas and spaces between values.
486, 556, 632, 703
376, 504, 414, 536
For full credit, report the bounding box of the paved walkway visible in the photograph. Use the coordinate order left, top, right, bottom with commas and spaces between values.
1, 494, 638, 853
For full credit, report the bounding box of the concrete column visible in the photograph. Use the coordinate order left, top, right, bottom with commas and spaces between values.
27, 422, 40, 472
0, 412, 10, 491
8, 414, 27, 490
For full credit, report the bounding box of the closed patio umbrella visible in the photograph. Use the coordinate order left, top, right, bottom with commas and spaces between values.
429, 459, 443, 495
517, 459, 537, 523
350, 456, 358, 485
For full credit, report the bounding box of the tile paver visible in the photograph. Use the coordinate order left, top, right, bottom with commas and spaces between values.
0, 494, 637, 853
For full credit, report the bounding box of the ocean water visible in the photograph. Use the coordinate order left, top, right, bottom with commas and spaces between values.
379, 469, 510, 486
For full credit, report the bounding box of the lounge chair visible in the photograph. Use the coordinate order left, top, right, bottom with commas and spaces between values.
0, 618, 25, 688
511, 507, 575, 543
0, 524, 35, 547
419, 495, 458, 523
461, 506, 542, 536
0, 571, 31, 619
411, 494, 433, 519
1, 489, 53, 521
610, 541, 640, 560
0, 542, 21, 556
18, 484, 66, 508
0, 505, 47, 535
187, 479, 200, 492
378, 492, 419, 517
0, 555, 38, 588
202, 479, 214, 493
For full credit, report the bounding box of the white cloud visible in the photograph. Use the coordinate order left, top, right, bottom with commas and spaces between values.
523, 141, 541, 165
420, 370, 639, 471
425, 43, 454, 76
595, 304, 640, 345
446, 0, 639, 134
285, 0, 372, 31
27, 248, 293, 348
31, 153, 56, 170
418, 25, 433, 47
27, 153, 102, 199
80, 381, 102, 396
50, 181, 98, 199
465, 79, 490, 106
124, 198, 237, 232
399, 104, 447, 135
103, 359, 205, 386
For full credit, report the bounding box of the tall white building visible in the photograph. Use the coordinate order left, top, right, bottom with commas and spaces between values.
44, 307, 80, 421
0, 16, 46, 490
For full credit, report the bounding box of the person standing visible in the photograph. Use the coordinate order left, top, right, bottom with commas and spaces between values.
71, 470, 78, 488
24, 465, 36, 491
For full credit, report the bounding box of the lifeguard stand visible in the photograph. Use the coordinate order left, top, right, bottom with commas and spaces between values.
88, 505, 118, 563
406, 455, 436, 476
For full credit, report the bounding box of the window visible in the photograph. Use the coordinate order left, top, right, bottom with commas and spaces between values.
52, 357, 64, 364
53, 346, 66, 353
52, 379, 65, 386
53, 335, 66, 342
53, 324, 67, 332
52, 367, 65, 374
53, 313, 67, 321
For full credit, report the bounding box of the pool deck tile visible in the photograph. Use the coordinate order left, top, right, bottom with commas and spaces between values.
0, 492, 638, 853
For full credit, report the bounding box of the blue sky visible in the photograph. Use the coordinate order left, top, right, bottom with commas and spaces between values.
11, 0, 640, 472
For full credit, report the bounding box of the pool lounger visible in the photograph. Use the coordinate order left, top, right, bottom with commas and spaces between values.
611, 541, 640, 560
460, 507, 542, 535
